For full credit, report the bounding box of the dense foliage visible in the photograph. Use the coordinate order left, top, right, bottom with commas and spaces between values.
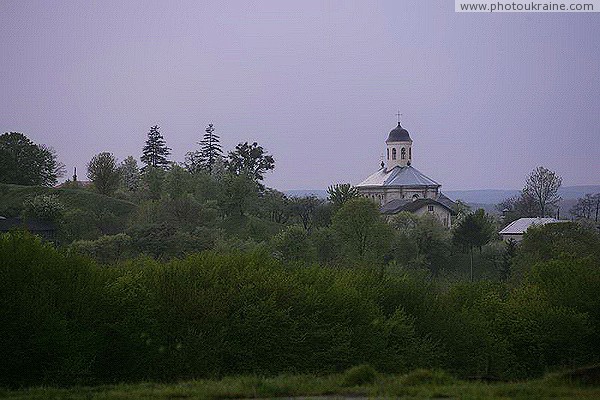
1, 224, 599, 387
87, 152, 122, 196
0, 132, 65, 186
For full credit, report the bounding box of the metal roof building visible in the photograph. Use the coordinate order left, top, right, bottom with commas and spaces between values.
499, 217, 564, 242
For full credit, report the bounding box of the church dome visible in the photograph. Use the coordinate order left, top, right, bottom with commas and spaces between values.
386, 122, 412, 143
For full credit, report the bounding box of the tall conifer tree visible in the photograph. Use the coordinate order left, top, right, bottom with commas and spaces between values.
141, 125, 171, 172
185, 123, 223, 174
199, 123, 223, 174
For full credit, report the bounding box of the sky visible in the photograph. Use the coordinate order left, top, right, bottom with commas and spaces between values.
1, 1, 599, 191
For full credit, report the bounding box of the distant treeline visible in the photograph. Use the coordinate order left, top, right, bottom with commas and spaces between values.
1, 222, 599, 387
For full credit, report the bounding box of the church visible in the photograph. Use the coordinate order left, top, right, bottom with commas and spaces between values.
356, 119, 456, 228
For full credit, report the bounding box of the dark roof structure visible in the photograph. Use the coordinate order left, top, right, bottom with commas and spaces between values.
380, 197, 456, 215
0, 217, 57, 239
386, 122, 412, 143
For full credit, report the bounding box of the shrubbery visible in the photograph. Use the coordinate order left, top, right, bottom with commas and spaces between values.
1, 226, 599, 387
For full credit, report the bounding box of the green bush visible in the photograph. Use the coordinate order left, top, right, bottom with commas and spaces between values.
21, 194, 64, 222
399, 369, 456, 386
271, 225, 315, 263
70, 233, 134, 264
1, 228, 600, 387
342, 364, 377, 387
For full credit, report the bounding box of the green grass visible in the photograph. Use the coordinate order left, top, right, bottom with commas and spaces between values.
0, 183, 136, 218
2, 371, 600, 400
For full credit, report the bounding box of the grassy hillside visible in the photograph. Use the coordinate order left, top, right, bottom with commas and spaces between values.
0, 183, 136, 219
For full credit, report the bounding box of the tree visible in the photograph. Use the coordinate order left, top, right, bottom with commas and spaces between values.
185, 124, 224, 174
200, 123, 223, 174
331, 198, 394, 264
260, 189, 291, 224
496, 192, 539, 223
390, 212, 451, 276
141, 125, 171, 172
271, 225, 315, 263
87, 152, 121, 196
499, 239, 517, 281
522, 166, 562, 217
327, 183, 360, 207
227, 142, 275, 182
570, 193, 600, 222
453, 209, 496, 282
0, 132, 65, 186
119, 156, 140, 192
289, 196, 324, 231
453, 200, 472, 222
222, 174, 260, 217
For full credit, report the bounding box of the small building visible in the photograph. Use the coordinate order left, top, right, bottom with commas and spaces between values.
498, 217, 562, 242
356, 120, 456, 228
0, 216, 57, 241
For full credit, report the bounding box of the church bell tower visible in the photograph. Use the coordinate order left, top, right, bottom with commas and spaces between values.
385, 118, 413, 169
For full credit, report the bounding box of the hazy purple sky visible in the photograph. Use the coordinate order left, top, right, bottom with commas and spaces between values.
1, 1, 599, 191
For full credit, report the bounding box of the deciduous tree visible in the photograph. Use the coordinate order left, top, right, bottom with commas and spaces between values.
87, 152, 121, 196
119, 156, 140, 192
327, 183, 360, 207
0, 132, 65, 186
227, 142, 274, 183
289, 196, 323, 231
453, 209, 496, 281
570, 193, 600, 222
331, 198, 394, 264
523, 166, 562, 217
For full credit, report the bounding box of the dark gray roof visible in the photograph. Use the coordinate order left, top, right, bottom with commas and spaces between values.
380, 197, 456, 215
437, 192, 457, 210
386, 122, 412, 143
0, 217, 56, 232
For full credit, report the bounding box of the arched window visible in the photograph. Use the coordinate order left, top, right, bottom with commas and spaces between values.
392, 148, 397, 160
387, 148, 389, 160
409, 147, 411, 159
401, 148, 406, 160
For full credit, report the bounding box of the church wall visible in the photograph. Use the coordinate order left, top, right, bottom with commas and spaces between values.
413, 203, 452, 228
358, 186, 440, 206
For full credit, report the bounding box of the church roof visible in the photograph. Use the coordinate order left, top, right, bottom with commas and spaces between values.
436, 192, 457, 210
357, 165, 440, 188
386, 122, 412, 142
380, 197, 456, 215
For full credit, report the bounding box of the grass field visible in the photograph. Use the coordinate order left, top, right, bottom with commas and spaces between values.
2, 370, 600, 400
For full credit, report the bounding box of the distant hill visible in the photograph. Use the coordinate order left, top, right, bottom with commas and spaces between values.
284, 189, 328, 199
445, 185, 600, 204
283, 186, 599, 218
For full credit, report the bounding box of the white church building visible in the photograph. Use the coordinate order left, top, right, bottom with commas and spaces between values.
356, 120, 456, 228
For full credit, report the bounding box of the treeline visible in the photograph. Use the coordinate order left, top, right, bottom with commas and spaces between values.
1, 223, 599, 387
